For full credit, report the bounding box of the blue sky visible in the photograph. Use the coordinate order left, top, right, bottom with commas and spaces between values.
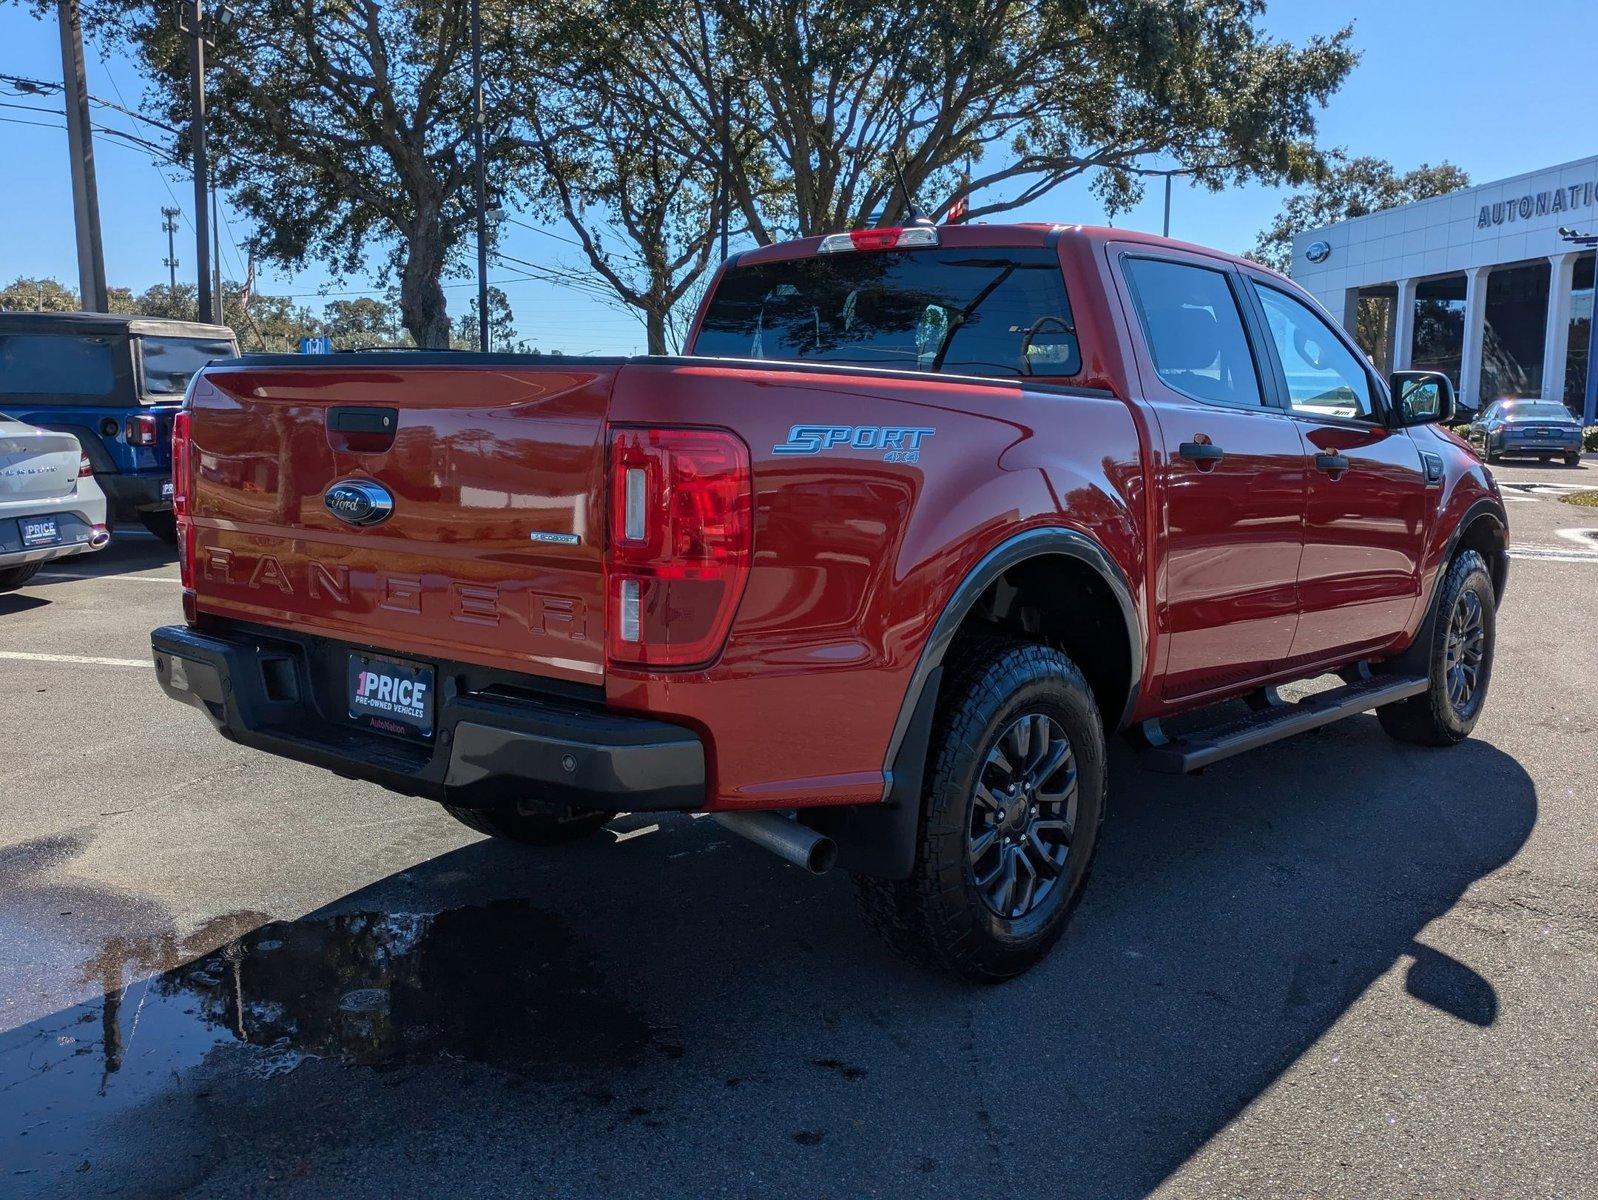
0, 1, 1587, 354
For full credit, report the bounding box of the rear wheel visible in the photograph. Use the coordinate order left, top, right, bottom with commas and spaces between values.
139, 510, 179, 543
443, 804, 615, 845
1378, 550, 1495, 746
1565, 453, 1581, 467
0, 562, 42, 593
855, 639, 1106, 982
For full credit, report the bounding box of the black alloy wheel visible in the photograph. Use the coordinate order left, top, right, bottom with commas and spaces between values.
968, 712, 1078, 919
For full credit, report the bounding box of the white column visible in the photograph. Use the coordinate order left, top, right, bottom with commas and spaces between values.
1392, 278, 1418, 371
1542, 252, 1579, 405
1460, 265, 1492, 410
1337, 287, 1360, 335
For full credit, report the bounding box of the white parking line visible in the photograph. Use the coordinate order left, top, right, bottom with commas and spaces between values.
0, 650, 146, 668
1556, 528, 1598, 549
1510, 548, 1598, 564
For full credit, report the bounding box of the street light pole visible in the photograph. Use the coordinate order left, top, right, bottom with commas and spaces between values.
1163, 173, 1172, 239
719, 75, 730, 262
470, 0, 489, 352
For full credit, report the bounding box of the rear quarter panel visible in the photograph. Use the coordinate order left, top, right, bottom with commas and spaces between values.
606, 360, 1149, 809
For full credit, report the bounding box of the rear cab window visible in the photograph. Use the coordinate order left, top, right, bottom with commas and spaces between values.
692, 246, 1080, 379
0, 333, 119, 400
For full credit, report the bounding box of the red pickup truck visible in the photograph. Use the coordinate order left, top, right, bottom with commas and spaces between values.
151, 223, 1508, 980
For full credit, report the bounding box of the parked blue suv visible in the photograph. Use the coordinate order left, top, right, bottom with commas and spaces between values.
0, 312, 237, 540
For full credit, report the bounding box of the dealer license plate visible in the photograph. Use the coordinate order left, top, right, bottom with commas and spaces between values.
347, 652, 435, 739
20, 516, 60, 547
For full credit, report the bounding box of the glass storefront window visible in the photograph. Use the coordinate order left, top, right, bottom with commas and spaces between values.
1567, 253, 1594, 417
1480, 262, 1550, 401
1412, 275, 1467, 388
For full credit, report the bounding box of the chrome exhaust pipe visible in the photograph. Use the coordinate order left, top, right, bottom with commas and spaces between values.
712, 810, 837, 875
89, 528, 111, 549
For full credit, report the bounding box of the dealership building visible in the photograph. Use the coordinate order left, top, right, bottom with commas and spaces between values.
1291, 155, 1597, 422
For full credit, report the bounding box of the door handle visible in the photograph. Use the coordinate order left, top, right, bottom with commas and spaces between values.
1315, 452, 1351, 475
1178, 441, 1225, 468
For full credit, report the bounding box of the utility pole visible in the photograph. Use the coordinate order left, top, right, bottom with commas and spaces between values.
180, 0, 215, 324
56, 0, 107, 312
161, 207, 180, 292
469, 0, 489, 352
1163, 174, 1173, 239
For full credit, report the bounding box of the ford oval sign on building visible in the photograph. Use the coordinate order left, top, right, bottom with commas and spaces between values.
1305, 240, 1332, 264
324, 479, 395, 526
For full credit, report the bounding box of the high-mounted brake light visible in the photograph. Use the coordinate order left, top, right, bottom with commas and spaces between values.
124, 412, 160, 446
817, 226, 940, 254
607, 426, 752, 669
171, 410, 196, 606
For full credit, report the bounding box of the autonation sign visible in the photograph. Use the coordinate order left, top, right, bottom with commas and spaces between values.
1478, 180, 1597, 229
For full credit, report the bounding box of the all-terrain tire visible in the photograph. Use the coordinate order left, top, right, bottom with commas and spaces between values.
854, 637, 1107, 982
443, 804, 615, 845
0, 562, 42, 592
1377, 549, 1496, 746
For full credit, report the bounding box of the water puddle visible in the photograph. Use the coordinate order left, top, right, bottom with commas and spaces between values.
2, 900, 674, 1188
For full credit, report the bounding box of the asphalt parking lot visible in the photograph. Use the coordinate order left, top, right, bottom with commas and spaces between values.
3, 457, 1596, 1200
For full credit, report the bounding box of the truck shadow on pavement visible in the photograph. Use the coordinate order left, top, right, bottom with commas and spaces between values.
0, 724, 1535, 1199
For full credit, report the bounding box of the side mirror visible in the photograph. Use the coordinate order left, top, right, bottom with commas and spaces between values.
1389, 370, 1456, 427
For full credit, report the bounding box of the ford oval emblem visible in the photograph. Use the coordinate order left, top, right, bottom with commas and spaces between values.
323, 478, 394, 526
1305, 239, 1332, 264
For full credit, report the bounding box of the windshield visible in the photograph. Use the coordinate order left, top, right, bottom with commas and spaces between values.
139, 335, 236, 395
692, 246, 1080, 378
0, 333, 117, 399
1500, 401, 1574, 421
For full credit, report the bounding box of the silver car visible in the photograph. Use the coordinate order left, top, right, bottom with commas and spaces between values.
0, 413, 109, 591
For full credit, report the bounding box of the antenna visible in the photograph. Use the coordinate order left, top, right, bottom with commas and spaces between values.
890, 152, 935, 228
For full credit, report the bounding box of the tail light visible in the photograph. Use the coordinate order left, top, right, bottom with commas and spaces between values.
78, 453, 93, 478
171, 410, 196, 603
124, 412, 161, 446
606, 426, 752, 669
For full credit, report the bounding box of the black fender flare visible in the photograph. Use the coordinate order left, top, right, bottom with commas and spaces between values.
1380, 495, 1508, 676
806, 527, 1142, 879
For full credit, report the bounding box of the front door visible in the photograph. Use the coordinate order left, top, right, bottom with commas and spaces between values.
1115, 250, 1308, 704
1240, 275, 1430, 662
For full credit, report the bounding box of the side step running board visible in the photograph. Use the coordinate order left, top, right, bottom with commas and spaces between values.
1140, 674, 1429, 774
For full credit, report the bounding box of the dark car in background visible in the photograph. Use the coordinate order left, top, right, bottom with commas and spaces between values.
1467, 398, 1584, 466
0, 312, 237, 540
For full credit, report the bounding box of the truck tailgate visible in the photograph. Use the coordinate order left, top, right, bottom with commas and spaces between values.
187, 362, 616, 685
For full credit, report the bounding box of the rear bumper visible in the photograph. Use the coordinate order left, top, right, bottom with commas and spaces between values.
99, 472, 171, 512
1492, 432, 1582, 455
150, 623, 706, 812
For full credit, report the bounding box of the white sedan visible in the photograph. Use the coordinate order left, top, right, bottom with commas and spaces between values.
0, 413, 110, 591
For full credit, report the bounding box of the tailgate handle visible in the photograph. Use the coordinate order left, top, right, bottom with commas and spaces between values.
328, 407, 397, 434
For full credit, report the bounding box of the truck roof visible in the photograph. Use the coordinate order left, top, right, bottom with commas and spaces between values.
732, 222, 1275, 276
0, 310, 237, 340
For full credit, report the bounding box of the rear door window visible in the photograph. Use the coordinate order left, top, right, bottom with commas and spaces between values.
0, 334, 117, 399
692, 246, 1080, 378
139, 335, 237, 396
1122, 258, 1265, 409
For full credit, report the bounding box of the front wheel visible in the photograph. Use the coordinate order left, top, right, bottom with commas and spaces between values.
855, 639, 1106, 982
1565, 453, 1581, 467
1378, 550, 1496, 746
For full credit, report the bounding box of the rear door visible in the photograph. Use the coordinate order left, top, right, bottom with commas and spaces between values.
1113, 248, 1308, 704
1239, 273, 1429, 661
186, 360, 618, 685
